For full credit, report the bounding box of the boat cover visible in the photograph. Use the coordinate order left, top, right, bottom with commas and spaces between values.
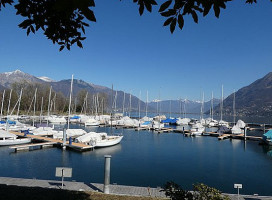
263, 130, 272, 140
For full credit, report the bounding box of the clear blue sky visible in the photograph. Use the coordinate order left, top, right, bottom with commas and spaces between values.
0, 0, 271, 101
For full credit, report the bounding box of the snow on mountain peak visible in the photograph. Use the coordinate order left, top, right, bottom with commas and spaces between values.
38, 76, 55, 82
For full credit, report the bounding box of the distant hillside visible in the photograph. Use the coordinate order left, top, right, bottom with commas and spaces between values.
149, 99, 220, 115
214, 72, 272, 117
0, 70, 148, 112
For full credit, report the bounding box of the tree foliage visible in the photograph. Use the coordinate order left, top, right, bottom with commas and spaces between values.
0, 0, 265, 50
162, 181, 229, 200
0, 82, 109, 116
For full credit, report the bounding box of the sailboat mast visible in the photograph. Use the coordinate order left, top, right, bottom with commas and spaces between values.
0, 90, 5, 120
129, 92, 132, 118
16, 88, 23, 117
220, 85, 223, 122
138, 90, 141, 120
40, 97, 43, 124
33, 88, 37, 126
7, 89, 12, 116
67, 75, 74, 129
47, 86, 52, 126
233, 90, 236, 124
122, 91, 125, 116
211, 91, 214, 120
145, 91, 148, 117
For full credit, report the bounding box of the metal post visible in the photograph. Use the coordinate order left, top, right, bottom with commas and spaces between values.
244, 127, 247, 141
183, 126, 185, 135
61, 169, 64, 189
103, 155, 111, 194
237, 187, 239, 200
63, 129, 66, 150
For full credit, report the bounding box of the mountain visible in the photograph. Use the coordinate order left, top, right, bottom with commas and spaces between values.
214, 72, 272, 117
38, 76, 55, 82
149, 99, 220, 114
0, 70, 44, 87
0, 70, 148, 112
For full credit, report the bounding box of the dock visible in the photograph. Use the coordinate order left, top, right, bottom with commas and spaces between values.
10, 131, 94, 152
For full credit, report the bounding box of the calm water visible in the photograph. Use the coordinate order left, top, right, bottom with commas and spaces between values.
1, 123, 272, 196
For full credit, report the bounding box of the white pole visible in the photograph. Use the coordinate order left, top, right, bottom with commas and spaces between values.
122, 91, 125, 116
16, 88, 23, 117
138, 90, 141, 120
40, 97, 43, 124
233, 89, 236, 125
129, 92, 132, 118
47, 86, 52, 126
33, 88, 37, 126
145, 91, 148, 117
0, 90, 5, 120
7, 89, 12, 115
67, 75, 74, 129
211, 91, 214, 120
220, 85, 224, 122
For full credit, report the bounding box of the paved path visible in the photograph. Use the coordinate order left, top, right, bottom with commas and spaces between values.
0, 177, 165, 198
1, 177, 272, 199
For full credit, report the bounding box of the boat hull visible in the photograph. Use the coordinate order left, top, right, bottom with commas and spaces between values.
0, 138, 31, 146
95, 136, 123, 148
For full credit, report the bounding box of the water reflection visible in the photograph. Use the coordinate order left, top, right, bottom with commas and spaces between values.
93, 144, 122, 157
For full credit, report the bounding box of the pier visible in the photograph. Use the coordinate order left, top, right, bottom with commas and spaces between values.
10, 131, 94, 152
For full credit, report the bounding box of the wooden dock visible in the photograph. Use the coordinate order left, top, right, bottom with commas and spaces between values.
11, 131, 94, 152
218, 134, 231, 140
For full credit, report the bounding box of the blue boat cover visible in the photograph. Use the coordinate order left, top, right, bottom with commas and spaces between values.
263, 130, 272, 140
142, 121, 152, 125
7, 120, 16, 125
161, 118, 178, 124
0, 121, 6, 124
71, 116, 80, 119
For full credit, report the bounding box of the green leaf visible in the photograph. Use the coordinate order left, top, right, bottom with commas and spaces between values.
77, 41, 83, 48
81, 8, 96, 22
59, 45, 65, 52
161, 9, 176, 17
159, 0, 172, 12
170, 18, 176, 33
144, 1, 152, 12
177, 14, 184, 30
213, 4, 220, 18
191, 10, 198, 23
163, 17, 173, 26
139, 3, 144, 15
203, 3, 212, 16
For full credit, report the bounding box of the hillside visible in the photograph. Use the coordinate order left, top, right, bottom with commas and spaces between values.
214, 72, 272, 116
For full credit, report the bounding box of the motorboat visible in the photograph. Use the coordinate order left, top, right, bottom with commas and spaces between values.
191, 122, 205, 136
75, 132, 123, 148
0, 130, 31, 146
84, 118, 100, 126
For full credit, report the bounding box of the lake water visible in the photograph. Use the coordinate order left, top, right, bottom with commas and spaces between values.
1, 120, 272, 196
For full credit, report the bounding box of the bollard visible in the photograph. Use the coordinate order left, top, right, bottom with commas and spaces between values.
63, 129, 67, 150
103, 155, 111, 194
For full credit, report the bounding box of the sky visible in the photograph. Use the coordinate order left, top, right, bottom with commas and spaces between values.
0, 0, 271, 102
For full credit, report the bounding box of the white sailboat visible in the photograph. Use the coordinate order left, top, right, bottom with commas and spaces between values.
0, 129, 31, 146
